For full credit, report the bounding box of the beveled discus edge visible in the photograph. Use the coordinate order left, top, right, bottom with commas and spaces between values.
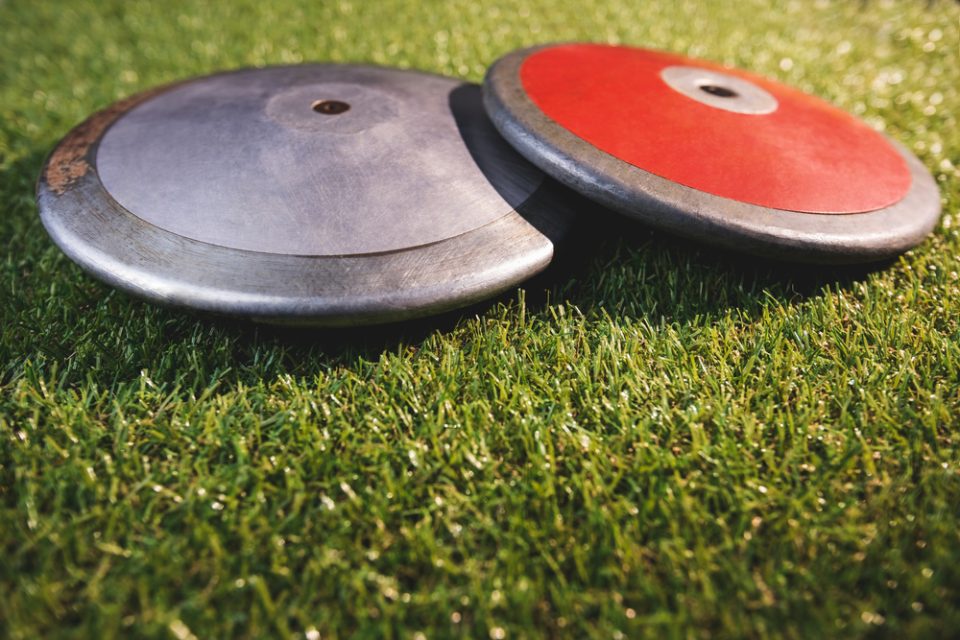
483, 43, 942, 264
36, 64, 577, 327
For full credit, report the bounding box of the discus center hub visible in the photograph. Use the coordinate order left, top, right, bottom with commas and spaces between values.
698, 84, 738, 98
659, 66, 778, 115
312, 99, 351, 115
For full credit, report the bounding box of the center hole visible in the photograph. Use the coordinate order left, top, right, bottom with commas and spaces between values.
312, 99, 351, 115
698, 84, 738, 98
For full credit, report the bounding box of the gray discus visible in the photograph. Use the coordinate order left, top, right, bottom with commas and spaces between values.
37, 64, 575, 325
483, 43, 940, 263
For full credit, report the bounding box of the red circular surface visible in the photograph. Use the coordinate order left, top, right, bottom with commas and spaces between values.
519, 44, 912, 213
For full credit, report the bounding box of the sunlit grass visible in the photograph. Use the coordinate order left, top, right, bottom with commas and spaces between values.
1, 0, 958, 637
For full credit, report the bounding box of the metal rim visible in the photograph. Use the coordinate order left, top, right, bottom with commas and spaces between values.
483, 44, 941, 264
37, 64, 576, 326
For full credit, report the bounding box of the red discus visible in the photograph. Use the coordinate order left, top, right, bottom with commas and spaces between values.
483, 43, 940, 262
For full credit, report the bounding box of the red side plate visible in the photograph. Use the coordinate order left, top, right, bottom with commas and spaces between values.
520, 44, 911, 214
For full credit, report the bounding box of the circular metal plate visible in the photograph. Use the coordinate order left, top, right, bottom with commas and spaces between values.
37, 65, 576, 325
483, 43, 941, 263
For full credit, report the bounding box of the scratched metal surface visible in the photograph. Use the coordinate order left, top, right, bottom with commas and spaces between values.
37, 65, 577, 325
95, 65, 545, 256
483, 45, 941, 264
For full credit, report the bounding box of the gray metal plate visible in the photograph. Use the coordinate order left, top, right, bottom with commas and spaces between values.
37, 65, 576, 325
97, 66, 544, 256
483, 44, 941, 264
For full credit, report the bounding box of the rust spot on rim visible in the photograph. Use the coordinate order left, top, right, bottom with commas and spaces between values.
45, 88, 164, 195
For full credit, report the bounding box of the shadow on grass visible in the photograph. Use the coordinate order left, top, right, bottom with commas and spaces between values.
550, 201, 900, 321
213, 199, 896, 359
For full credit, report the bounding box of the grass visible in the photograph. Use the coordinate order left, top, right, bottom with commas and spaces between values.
2, 0, 959, 637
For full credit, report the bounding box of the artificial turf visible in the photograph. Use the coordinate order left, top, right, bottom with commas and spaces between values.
2, 0, 959, 637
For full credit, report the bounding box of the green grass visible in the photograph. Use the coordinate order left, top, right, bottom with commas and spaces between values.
2, 0, 959, 637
